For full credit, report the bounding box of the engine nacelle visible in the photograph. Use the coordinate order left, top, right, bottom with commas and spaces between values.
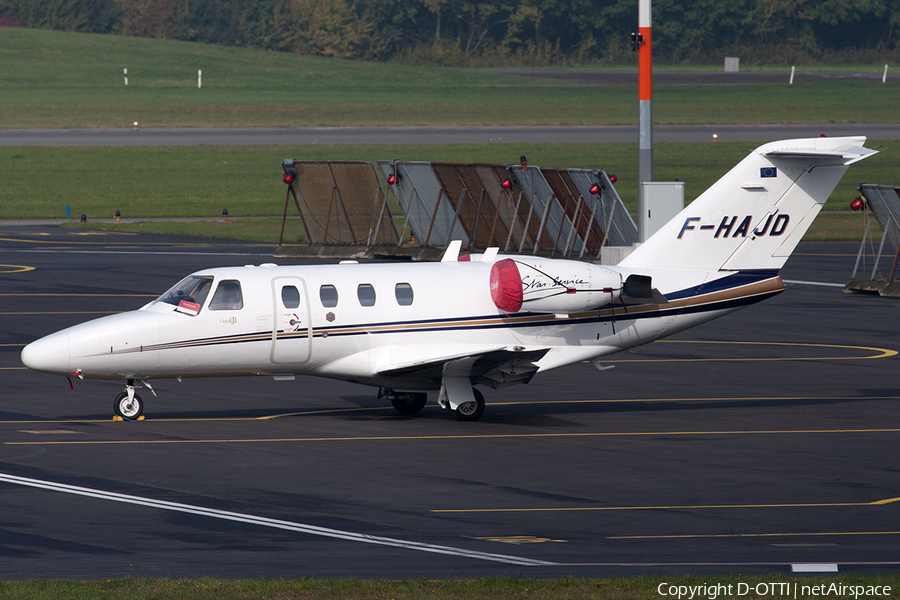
489, 258, 622, 314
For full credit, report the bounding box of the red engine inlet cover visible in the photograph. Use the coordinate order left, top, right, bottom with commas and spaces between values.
490, 258, 523, 313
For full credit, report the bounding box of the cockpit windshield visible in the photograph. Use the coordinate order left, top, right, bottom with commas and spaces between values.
156, 276, 214, 314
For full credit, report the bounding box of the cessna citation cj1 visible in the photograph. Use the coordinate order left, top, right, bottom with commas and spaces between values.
22, 137, 875, 421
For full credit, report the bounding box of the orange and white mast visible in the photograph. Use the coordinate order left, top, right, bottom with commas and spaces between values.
637, 0, 653, 240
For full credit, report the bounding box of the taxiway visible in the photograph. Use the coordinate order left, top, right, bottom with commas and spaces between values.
1, 227, 898, 578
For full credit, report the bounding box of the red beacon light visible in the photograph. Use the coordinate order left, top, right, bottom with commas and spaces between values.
850, 196, 866, 211
282, 171, 296, 185
589, 183, 601, 195
608, 174, 618, 184
501, 178, 512, 189
387, 174, 397, 185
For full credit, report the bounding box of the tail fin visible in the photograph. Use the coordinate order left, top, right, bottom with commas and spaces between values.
619, 137, 876, 272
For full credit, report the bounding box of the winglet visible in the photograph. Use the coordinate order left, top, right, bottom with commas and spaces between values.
441, 240, 462, 262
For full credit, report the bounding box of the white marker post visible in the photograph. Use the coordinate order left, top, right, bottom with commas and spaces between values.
124, 68, 128, 86
198, 69, 202, 89
790, 66, 795, 85
884, 64, 889, 84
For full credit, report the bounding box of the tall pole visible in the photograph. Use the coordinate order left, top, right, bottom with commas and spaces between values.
638, 0, 653, 241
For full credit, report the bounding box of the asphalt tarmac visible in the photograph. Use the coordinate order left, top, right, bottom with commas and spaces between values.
1, 227, 898, 579
2, 123, 900, 146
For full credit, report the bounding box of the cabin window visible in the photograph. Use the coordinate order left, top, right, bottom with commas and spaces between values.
209, 280, 244, 310
357, 283, 376, 307
281, 285, 300, 309
395, 283, 414, 306
156, 275, 213, 314
319, 285, 338, 307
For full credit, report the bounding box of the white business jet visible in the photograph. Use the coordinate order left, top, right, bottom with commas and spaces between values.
22, 137, 875, 421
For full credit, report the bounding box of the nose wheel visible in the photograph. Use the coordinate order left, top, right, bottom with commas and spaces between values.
113, 379, 153, 420
114, 390, 143, 420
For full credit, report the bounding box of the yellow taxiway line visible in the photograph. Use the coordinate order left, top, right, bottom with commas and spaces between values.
5, 426, 900, 446
431, 496, 900, 514
0, 264, 35, 273
2, 394, 900, 425
608, 530, 900, 540
602, 340, 897, 362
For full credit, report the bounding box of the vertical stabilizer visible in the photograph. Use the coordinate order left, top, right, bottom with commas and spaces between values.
619, 137, 876, 272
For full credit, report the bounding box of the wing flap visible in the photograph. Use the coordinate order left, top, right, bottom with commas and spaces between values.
377, 346, 550, 383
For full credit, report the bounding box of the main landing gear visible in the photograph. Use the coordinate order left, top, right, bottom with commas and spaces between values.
451, 388, 485, 422
437, 376, 485, 421
380, 383, 486, 421
113, 379, 155, 420
380, 389, 428, 415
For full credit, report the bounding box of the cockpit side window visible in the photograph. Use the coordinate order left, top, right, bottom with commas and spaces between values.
209, 280, 244, 311
156, 275, 214, 314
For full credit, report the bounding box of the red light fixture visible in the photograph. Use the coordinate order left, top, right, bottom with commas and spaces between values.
501, 178, 512, 189
387, 174, 397, 185
850, 196, 866, 211
282, 172, 294, 184
608, 174, 618, 184
589, 184, 601, 195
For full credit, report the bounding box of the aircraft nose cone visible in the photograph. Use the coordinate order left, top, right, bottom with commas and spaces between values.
21, 332, 71, 375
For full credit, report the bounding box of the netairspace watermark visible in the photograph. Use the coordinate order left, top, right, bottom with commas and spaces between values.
657, 582, 893, 600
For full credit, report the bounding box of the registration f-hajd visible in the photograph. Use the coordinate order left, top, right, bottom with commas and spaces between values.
22, 137, 875, 421
678, 213, 791, 239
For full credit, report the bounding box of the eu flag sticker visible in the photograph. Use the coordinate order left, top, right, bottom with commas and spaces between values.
760, 167, 778, 178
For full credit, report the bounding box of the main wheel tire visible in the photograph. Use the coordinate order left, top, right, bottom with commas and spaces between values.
391, 392, 427, 415
114, 392, 143, 420
454, 388, 485, 421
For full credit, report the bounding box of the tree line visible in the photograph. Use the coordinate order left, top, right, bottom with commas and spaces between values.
1, 0, 898, 65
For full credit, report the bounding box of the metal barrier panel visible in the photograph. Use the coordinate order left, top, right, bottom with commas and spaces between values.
859, 184, 900, 252
378, 161, 471, 247
345, 160, 638, 256
286, 161, 397, 245
568, 170, 638, 249
508, 166, 568, 255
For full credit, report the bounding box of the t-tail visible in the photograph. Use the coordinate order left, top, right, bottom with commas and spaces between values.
619, 137, 876, 272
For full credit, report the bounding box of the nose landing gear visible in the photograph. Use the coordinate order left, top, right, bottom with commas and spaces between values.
113, 379, 155, 420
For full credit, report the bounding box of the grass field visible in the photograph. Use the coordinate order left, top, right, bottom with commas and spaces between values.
0, 28, 898, 128
0, 29, 895, 241
2, 575, 898, 600
4, 141, 895, 219
4, 140, 891, 243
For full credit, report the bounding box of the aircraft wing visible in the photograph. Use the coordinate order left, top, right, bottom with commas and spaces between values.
377, 346, 551, 387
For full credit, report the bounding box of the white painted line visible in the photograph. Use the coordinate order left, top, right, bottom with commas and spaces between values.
0, 472, 554, 566
792, 563, 839, 572
17, 430, 83, 435
783, 279, 845, 288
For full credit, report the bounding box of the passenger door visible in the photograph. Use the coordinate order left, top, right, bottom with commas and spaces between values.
270, 277, 311, 364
